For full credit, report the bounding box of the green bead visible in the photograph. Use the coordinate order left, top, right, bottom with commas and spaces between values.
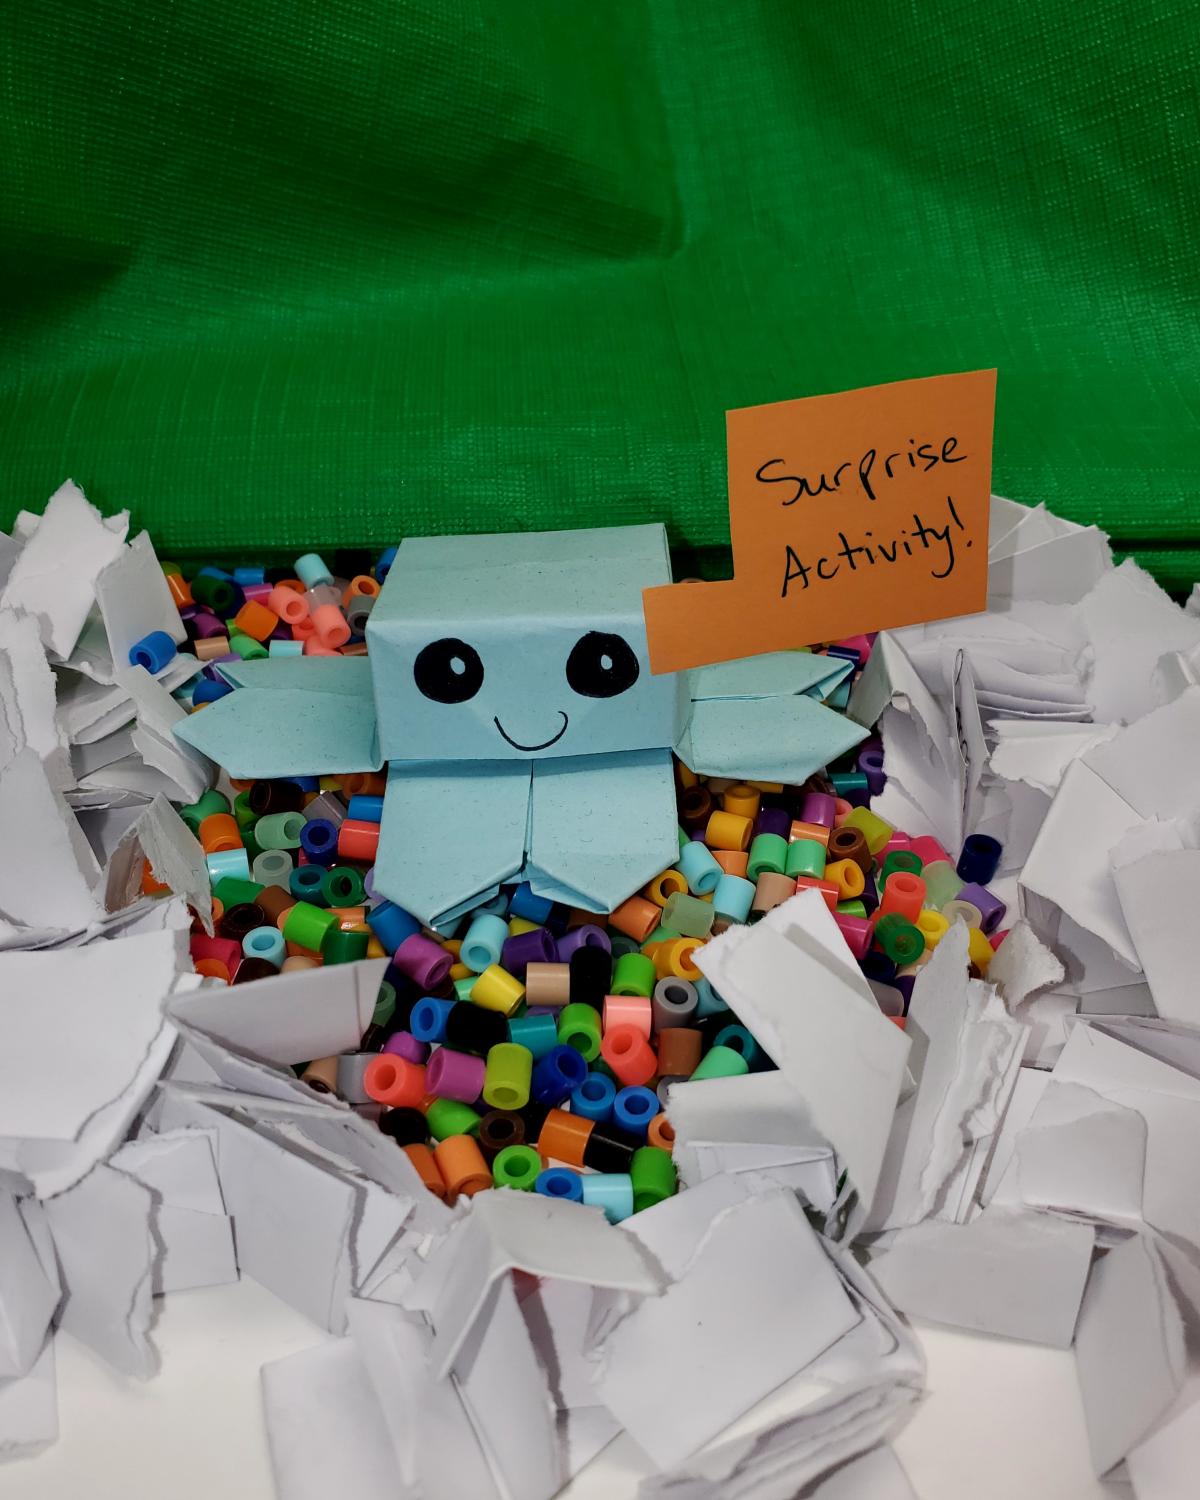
920, 860, 964, 910
557, 1002, 603, 1061
785, 838, 827, 879
180, 789, 229, 835
228, 630, 268, 660
321, 865, 366, 907
836, 898, 868, 918
483, 1042, 533, 1110
425, 1098, 481, 1141
282, 900, 338, 952
747, 832, 788, 881
874, 912, 926, 965
322, 927, 369, 965
677, 825, 690, 851
232, 790, 258, 832
610, 952, 656, 998
211, 874, 264, 908
189, 572, 237, 613
631, 1146, 677, 1213
690, 1044, 749, 1081
641, 925, 681, 948
454, 975, 478, 1002
491, 1143, 542, 1190
256, 811, 305, 849
660, 892, 715, 939
881, 850, 924, 881
372, 981, 397, 1027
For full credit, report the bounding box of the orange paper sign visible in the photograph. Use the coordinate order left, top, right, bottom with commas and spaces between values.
643, 369, 996, 673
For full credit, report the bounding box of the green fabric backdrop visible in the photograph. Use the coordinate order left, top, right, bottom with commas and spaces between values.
1, 1, 1197, 584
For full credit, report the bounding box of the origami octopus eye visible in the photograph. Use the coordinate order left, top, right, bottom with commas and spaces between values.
565, 632, 640, 699
413, 638, 485, 704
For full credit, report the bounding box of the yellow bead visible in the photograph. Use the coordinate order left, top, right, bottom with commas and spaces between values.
449, 962, 473, 981
841, 805, 894, 856
365, 936, 386, 959
721, 783, 760, 820
675, 761, 699, 789
824, 857, 866, 901
705, 810, 753, 851
470, 963, 526, 1016
967, 926, 995, 971
656, 937, 704, 980
508, 917, 538, 936
916, 909, 950, 948
644, 868, 688, 907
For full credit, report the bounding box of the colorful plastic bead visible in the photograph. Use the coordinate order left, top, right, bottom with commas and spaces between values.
492, 1144, 542, 1190
507, 1012, 559, 1059
690, 1044, 749, 1081
461, 912, 509, 972
470, 963, 526, 1016
433, 1135, 491, 1200
840, 806, 894, 855
785, 838, 827, 879
364, 1054, 426, 1109
425, 1046, 486, 1104
128, 629, 177, 672
535, 1168, 585, 1202
557, 1002, 603, 1061
242, 925, 285, 969
920, 860, 964, 910
705, 810, 753, 852
600, 1025, 657, 1087
610, 951, 657, 997
379, 1108, 427, 1146
282, 900, 338, 952
393, 932, 453, 990
403, 1143, 448, 1199
712, 1023, 766, 1070
825, 857, 866, 901
677, 839, 722, 895
410, 996, 457, 1044
206, 848, 250, 883
874, 913, 926, 966
713, 872, 755, 922
660, 891, 716, 938
645, 868, 689, 907
651, 977, 699, 1030
631, 1145, 678, 1212
957, 833, 1003, 885
570, 1072, 617, 1124
288, 865, 327, 903
483, 1042, 533, 1110
524, 961, 571, 1006
256, 811, 305, 849
957, 881, 1006, 934
530, 1044, 589, 1106
425, 1098, 482, 1141
878, 871, 927, 923
321, 865, 366, 907
581, 1172, 634, 1223
538, 1106, 595, 1167
613, 1085, 659, 1139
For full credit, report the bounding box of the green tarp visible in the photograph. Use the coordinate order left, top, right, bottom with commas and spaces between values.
2, 2, 1197, 584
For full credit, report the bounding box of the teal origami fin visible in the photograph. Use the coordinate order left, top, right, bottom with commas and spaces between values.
172, 657, 380, 778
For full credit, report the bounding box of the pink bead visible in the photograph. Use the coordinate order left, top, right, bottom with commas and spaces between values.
267, 585, 309, 624
881, 832, 912, 859
834, 913, 872, 959
909, 835, 949, 867
304, 637, 339, 656
190, 933, 243, 974
425, 1047, 486, 1103
311, 604, 351, 648
833, 633, 873, 662
831, 797, 853, 827
602, 993, 653, 1039
383, 1031, 428, 1064
242, 581, 273, 604
393, 932, 453, 990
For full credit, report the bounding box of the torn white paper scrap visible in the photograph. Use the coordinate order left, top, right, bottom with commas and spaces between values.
1127, 1388, 1200, 1500
868, 1211, 1093, 1347
0, 1192, 60, 1378
1013, 1084, 1148, 1228
0, 1337, 57, 1463
102, 793, 212, 931
263, 1339, 400, 1500
0, 750, 101, 932
0, 609, 71, 788
1073, 1232, 1186, 1477
1079, 560, 1200, 725
43, 1163, 156, 1378
0, 480, 128, 658
167, 957, 386, 1068
1114, 848, 1200, 1025
695, 891, 909, 1231
594, 1188, 860, 1470
94, 530, 188, 664
116, 664, 214, 804
985, 919, 1065, 1013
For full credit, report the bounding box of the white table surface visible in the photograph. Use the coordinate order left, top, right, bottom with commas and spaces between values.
3, 1277, 1121, 1500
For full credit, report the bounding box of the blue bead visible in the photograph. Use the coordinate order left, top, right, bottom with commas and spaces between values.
242, 926, 285, 968
677, 839, 721, 895
289, 866, 326, 902
860, 951, 897, 984
346, 794, 384, 823
612, 1085, 659, 1139
376, 545, 399, 583
530, 1044, 588, 1105
288, 776, 319, 792
711, 1024, 767, 1071
294, 553, 334, 588
581, 1172, 634, 1223
191, 678, 233, 706
692, 976, 729, 1019
206, 848, 250, 883
472, 890, 511, 919
299, 818, 339, 866
507, 1012, 559, 1059
461, 912, 510, 972
535, 1168, 584, 1203
569, 1072, 616, 1124
410, 997, 455, 1044
957, 834, 1002, 886
509, 881, 554, 925
367, 900, 421, 954
127, 630, 177, 673
232, 567, 266, 585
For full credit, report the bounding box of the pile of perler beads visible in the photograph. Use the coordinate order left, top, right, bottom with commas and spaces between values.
142, 550, 1008, 1223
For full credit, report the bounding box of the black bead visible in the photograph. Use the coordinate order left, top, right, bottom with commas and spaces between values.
219, 902, 266, 941
569, 946, 611, 1010
583, 1123, 637, 1173
519, 1100, 551, 1143
249, 779, 305, 816
444, 1002, 508, 1056
379, 1108, 428, 1146
233, 957, 280, 985
860, 951, 897, 984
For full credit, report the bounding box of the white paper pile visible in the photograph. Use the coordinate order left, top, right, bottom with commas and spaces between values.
3, 483, 1200, 1498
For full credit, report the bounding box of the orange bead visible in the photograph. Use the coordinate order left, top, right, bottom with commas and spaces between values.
433, 1135, 492, 1200
789, 819, 831, 848
328, 905, 367, 931
338, 819, 380, 862
343, 575, 380, 604
705, 810, 753, 851
647, 1113, 676, 1152
364, 1055, 426, 1109
194, 958, 231, 983
232, 600, 280, 642
600, 1025, 658, 1087
165, 572, 193, 609
537, 1108, 594, 1167
878, 871, 927, 924
609, 895, 660, 943
793, 876, 840, 911
198, 813, 242, 853
141, 859, 169, 896
713, 849, 750, 878
403, 1143, 447, 1199
341, 772, 386, 797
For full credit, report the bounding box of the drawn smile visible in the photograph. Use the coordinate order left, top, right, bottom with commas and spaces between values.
493, 712, 569, 752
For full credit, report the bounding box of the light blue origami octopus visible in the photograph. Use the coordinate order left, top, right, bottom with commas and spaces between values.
176, 525, 866, 928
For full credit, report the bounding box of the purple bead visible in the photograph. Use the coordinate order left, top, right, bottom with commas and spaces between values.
956, 882, 1006, 935
799, 793, 836, 829
690, 827, 708, 841
383, 1031, 428, 1064
363, 867, 379, 903
242, 581, 272, 604
555, 924, 612, 961
525, 1005, 558, 1018
755, 806, 791, 839
861, 872, 879, 914
425, 1046, 485, 1104
191, 611, 228, 639
893, 975, 916, 1012
501, 926, 557, 977
857, 745, 886, 796
393, 932, 453, 990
